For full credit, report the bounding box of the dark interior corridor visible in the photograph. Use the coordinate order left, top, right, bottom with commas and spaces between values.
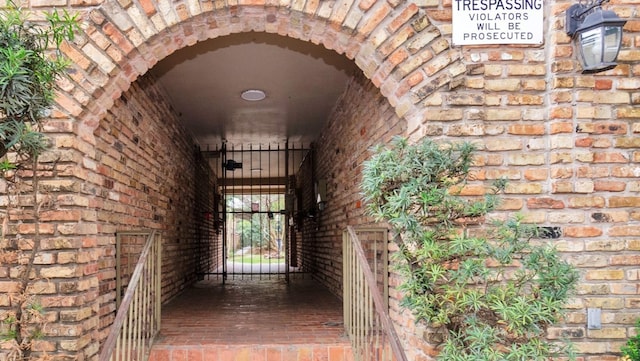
101, 28, 402, 361
137, 137, 362, 360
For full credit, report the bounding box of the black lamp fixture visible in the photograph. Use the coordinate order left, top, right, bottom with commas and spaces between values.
223, 159, 242, 171
565, 0, 626, 73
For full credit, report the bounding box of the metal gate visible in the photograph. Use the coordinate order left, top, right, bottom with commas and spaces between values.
205, 142, 309, 281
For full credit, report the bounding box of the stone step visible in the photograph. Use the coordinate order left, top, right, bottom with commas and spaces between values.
148, 343, 354, 361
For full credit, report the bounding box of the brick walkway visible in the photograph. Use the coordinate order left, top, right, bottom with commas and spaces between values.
149, 277, 353, 361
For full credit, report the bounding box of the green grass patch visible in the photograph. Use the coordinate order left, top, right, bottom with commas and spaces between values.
229, 254, 284, 264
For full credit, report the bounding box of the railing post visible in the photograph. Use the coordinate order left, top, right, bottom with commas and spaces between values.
342, 230, 350, 338
343, 226, 408, 361
155, 232, 162, 333
99, 230, 162, 361
116, 233, 122, 308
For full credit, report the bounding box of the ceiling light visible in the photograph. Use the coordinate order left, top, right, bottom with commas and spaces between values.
241, 89, 266, 101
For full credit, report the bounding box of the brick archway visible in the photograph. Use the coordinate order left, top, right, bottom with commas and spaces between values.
46, 3, 467, 358
58, 1, 464, 138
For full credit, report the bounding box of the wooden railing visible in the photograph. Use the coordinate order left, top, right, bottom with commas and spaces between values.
99, 231, 162, 361
343, 226, 408, 361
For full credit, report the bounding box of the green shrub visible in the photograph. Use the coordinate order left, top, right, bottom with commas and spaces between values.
622, 319, 640, 361
361, 137, 579, 361
0, 3, 76, 360
0, 0, 77, 163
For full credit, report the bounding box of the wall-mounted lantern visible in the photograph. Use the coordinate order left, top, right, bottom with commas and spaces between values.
565, 0, 626, 73
315, 179, 327, 211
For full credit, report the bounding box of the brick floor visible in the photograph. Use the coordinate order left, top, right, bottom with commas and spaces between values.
149, 277, 353, 361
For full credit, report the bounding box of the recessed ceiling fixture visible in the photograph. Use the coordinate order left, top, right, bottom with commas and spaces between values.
241, 89, 266, 101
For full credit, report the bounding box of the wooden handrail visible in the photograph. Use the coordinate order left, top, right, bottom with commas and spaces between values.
99, 230, 161, 361
343, 226, 408, 361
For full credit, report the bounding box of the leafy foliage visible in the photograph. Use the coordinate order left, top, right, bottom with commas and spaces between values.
0, 0, 77, 162
237, 218, 269, 248
622, 319, 640, 361
361, 137, 579, 360
0, 2, 76, 360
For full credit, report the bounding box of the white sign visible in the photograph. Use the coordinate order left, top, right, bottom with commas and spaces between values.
452, 0, 544, 45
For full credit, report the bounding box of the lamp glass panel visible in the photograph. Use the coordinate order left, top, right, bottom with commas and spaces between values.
603, 26, 622, 62
579, 27, 603, 69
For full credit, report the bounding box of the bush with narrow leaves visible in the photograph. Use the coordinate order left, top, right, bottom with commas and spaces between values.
0, 2, 76, 360
622, 319, 640, 361
361, 137, 579, 361
0, 0, 77, 164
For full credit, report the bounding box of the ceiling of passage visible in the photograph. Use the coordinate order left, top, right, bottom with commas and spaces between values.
151, 32, 359, 149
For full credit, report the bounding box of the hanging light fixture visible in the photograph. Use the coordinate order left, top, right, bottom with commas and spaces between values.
565, 0, 626, 73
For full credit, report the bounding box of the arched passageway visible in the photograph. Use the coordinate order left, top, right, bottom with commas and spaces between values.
53, 2, 438, 358
100, 27, 405, 357
66, 2, 418, 355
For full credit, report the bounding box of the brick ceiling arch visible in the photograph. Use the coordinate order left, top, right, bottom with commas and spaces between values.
57, 1, 466, 140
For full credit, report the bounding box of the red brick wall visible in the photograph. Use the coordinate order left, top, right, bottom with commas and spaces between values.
301, 73, 404, 288
92, 75, 220, 340
307, 71, 436, 356
293, 152, 313, 271
28, 72, 217, 356
88, 70, 216, 300
310, 62, 640, 358
0, 73, 219, 358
